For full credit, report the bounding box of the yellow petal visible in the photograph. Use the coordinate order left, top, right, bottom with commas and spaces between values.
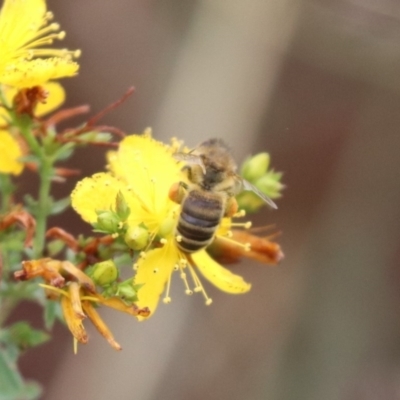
0, 0, 46, 67
0, 82, 65, 120
0, 130, 23, 175
107, 132, 181, 217
71, 172, 138, 224
0, 58, 79, 88
35, 82, 66, 115
192, 250, 251, 294
134, 243, 178, 317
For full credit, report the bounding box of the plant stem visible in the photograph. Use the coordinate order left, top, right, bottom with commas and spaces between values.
16, 115, 54, 258
33, 159, 52, 258
0, 174, 14, 213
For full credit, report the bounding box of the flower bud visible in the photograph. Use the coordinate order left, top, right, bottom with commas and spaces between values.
124, 226, 149, 250
115, 191, 130, 221
255, 173, 284, 199
116, 279, 138, 303
240, 153, 270, 182
90, 260, 119, 286
95, 211, 120, 233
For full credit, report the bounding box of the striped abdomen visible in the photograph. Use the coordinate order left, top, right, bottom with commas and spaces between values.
176, 189, 224, 253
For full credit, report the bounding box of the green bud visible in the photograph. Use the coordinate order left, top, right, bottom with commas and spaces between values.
240, 153, 270, 182
124, 226, 149, 250
94, 210, 120, 233
115, 191, 130, 221
255, 173, 284, 199
116, 279, 138, 303
90, 260, 119, 286
78, 131, 112, 143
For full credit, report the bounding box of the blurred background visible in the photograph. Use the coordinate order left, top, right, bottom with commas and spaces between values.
17, 0, 400, 399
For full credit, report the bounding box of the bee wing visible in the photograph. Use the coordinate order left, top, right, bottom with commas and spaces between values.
241, 179, 278, 209
173, 152, 206, 173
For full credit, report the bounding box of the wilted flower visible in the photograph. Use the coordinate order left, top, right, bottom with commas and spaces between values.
14, 258, 149, 350
0, 82, 66, 175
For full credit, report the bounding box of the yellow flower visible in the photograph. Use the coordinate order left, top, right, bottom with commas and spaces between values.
0, 0, 80, 88
72, 131, 252, 317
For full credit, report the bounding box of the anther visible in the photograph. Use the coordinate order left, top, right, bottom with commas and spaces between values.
163, 297, 172, 304
49, 23, 60, 31
205, 298, 213, 306
185, 289, 193, 295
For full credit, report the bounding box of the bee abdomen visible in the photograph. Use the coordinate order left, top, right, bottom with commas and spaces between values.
176, 191, 224, 253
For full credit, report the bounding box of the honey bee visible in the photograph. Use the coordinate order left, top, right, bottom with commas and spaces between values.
169, 138, 277, 253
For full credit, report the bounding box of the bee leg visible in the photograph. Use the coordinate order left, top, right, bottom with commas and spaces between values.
168, 181, 188, 204
225, 197, 239, 217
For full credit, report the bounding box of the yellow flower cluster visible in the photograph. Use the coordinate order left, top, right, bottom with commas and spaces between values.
0, 0, 79, 87
0, 0, 79, 175
71, 131, 252, 317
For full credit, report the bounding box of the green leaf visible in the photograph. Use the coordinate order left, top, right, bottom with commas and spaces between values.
47, 239, 65, 257
52, 143, 75, 161
44, 301, 63, 330
49, 197, 70, 215
7, 322, 50, 350
0, 342, 41, 399
0, 346, 23, 395
23, 195, 38, 215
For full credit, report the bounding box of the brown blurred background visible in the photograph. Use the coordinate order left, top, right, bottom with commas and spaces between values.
17, 0, 400, 399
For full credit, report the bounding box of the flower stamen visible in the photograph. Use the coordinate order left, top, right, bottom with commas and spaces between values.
187, 264, 212, 306
163, 274, 172, 304
230, 221, 252, 229
216, 234, 251, 251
